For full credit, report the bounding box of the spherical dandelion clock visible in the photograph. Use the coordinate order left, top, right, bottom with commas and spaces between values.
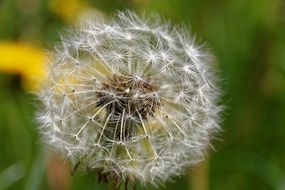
37, 11, 221, 188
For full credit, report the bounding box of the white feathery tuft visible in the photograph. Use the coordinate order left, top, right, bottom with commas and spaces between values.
37, 11, 221, 186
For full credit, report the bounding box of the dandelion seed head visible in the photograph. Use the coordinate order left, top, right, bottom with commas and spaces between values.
37, 11, 221, 186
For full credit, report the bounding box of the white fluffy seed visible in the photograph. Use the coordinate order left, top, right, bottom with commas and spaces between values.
36, 11, 221, 186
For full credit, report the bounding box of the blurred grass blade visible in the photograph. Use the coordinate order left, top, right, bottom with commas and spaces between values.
24, 150, 47, 190
0, 162, 25, 189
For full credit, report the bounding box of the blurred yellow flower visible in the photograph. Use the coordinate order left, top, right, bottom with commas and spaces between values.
49, 0, 87, 22
0, 41, 45, 91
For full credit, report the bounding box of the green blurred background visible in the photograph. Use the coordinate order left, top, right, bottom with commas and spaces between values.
0, 0, 285, 189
